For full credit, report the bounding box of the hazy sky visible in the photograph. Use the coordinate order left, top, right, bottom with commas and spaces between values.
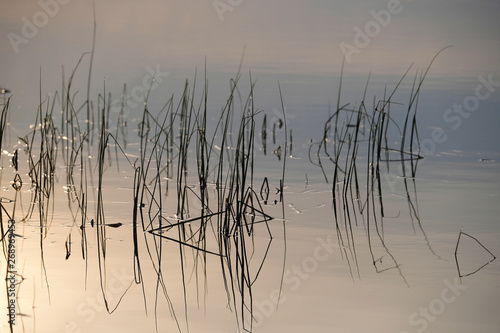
1, 0, 499, 151
2, 0, 499, 78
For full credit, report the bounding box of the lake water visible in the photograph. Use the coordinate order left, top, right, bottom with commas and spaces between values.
2, 1, 500, 332
0, 67, 498, 333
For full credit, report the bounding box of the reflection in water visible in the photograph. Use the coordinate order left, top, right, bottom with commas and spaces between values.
307, 54, 451, 286
1, 48, 494, 332
0, 63, 288, 332
454, 230, 496, 280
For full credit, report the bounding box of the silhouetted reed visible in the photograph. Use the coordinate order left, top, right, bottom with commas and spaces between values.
308, 48, 450, 284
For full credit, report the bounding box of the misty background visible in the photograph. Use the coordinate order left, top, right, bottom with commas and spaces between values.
1, 0, 499, 154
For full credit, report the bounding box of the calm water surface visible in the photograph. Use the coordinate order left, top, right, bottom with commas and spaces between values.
0, 78, 498, 333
